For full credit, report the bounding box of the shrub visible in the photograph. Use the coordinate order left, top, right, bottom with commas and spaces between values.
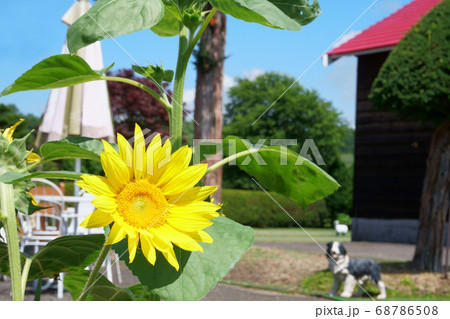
221, 189, 328, 228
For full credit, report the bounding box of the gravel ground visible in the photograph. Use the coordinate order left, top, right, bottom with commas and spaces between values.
254, 241, 417, 261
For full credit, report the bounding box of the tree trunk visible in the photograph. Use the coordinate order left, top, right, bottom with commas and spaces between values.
194, 8, 226, 203
412, 120, 450, 272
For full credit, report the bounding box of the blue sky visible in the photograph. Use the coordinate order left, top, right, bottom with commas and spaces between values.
0, 0, 412, 127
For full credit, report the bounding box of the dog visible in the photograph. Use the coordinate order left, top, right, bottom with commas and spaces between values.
326, 241, 386, 299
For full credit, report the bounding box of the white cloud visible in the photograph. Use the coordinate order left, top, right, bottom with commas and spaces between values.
241, 68, 264, 80
183, 88, 196, 113
332, 30, 362, 49
223, 73, 236, 92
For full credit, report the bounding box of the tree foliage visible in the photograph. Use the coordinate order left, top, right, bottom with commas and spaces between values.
106, 69, 172, 139
369, 0, 450, 123
222, 72, 352, 217
0, 103, 40, 146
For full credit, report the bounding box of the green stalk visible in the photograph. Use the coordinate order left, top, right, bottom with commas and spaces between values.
170, 25, 190, 152
170, 9, 218, 151
21, 258, 32, 299
205, 148, 276, 175
0, 182, 23, 301
77, 244, 111, 301
103, 76, 172, 112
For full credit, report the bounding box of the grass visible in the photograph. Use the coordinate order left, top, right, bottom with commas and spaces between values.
254, 227, 351, 243
300, 268, 449, 301
223, 246, 450, 301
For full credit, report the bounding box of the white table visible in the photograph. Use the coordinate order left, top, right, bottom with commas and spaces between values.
33, 195, 94, 235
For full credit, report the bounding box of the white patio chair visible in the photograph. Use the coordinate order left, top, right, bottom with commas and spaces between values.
74, 191, 122, 284
21, 178, 67, 298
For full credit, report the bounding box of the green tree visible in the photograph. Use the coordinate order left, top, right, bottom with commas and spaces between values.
223, 72, 351, 220
370, 0, 450, 272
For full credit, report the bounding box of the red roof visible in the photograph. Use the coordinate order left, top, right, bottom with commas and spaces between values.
327, 0, 442, 59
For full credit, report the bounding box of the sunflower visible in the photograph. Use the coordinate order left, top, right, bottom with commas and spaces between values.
77, 124, 220, 270
1, 119, 41, 163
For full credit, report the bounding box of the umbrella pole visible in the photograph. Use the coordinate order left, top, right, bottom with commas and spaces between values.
74, 158, 81, 196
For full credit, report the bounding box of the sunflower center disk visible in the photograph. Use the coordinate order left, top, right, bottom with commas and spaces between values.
116, 179, 169, 230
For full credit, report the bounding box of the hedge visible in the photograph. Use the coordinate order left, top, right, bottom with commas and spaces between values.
221, 189, 329, 228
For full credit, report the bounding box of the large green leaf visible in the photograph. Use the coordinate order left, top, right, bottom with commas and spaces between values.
208, 0, 320, 31
40, 137, 104, 162
27, 235, 105, 280
223, 136, 339, 207
64, 271, 134, 301
67, 0, 165, 53
0, 235, 104, 280
0, 171, 82, 184
113, 216, 254, 300
0, 55, 104, 97
150, 7, 180, 37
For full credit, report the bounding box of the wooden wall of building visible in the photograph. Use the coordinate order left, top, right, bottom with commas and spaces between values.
353, 52, 435, 220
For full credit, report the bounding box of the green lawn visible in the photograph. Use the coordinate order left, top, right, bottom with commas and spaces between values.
254, 228, 351, 243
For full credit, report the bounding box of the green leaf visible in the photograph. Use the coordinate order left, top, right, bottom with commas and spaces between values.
192, 141, 222, 164
150, 8, 180, 37
112, 216, 254, 300
40, 136, 104, 162
67, 0, 165, 53
223, 136, 339, 207
268, 0, 321, 25
95, 62, 115, 75
132, 64, 174, 84
0, 55, 105, 97
64, 271, 134, 301
209, 0, 320, 31
0, 235, 104, 281
0, 242, 27, 277
27, 235, 105, 281
0, 171, 83, 184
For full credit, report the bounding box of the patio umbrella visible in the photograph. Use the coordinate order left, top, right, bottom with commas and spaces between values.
36, 0, 114, 145
36, 0, 114, 194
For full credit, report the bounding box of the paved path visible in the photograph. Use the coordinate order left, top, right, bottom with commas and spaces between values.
254, 241, 416, 261
203, 283, 325, 301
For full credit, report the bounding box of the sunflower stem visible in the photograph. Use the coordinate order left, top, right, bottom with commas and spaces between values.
0, 181, 23, 301
78, 244, 111, 301
170, 25, 190, 152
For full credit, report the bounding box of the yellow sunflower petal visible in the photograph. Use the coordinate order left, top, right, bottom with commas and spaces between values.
189, 230, 213, 243
26, 151, 41, 163
80, 210, 113, 228
145, 133, 161, 178
101, 152, 131, 191
167, 186, 217, 204
147, 139, 172, 183
91, 195, 117, 214
133, 124, 147, 180
161, 164, 208, 196
102, 139, 119, 157
3, 119, 24, 143
126, 230, 140, 263
170, 201, 220, 214
150, 229, 173, 251
76, 175, 117, 197
158, 224, 203, 252
162, 246, 179, 271
105, 222, 126, 245
167, 216, 213, 231
156, 146, 192, 188
117, 133, 133, 175
140, 233, 156, 265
